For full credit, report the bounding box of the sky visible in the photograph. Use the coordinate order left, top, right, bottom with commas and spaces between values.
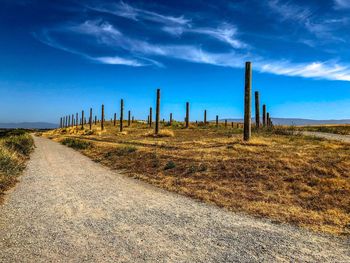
1, 0, 350, 123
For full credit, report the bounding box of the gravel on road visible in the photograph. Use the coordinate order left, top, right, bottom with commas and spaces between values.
301, 131, 350, 143
0, 136, 349, 262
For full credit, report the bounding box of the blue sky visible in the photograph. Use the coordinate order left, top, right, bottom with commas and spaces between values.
1, 0, 350, 123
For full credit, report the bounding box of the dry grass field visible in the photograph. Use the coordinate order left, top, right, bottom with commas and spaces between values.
43, 121, 350, 235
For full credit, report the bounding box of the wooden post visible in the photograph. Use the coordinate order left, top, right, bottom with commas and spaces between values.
114, 113, 116, 126
81, 111, 84, 129
267, 113, 270, 128
147, 115, 150, 125
101, 104, 104, 131
255, 91, 260, 129
263, 104, 267, 127
231, 122, 234, 128
225, 119, 227, 128
94, 115, 97, 125
132, 116, 134, 123
186, 102, 189, 128
170, 113, 173, 125
76, 113, 78, 128
149, 107, 152, 128
204, 110, 207, 125
68, 115, 70, 127
128, 110, 131, 126
216, 115, 219, 127
89, 108, 92, 130
120, 99, 124, 132
155, 89, 160, 135
243, 61, 252, 141
60, 117, 62, 128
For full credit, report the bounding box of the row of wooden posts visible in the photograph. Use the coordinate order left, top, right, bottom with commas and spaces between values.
59, 62, 272, 141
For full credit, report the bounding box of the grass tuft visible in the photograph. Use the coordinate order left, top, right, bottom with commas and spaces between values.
61, 138, 91, 150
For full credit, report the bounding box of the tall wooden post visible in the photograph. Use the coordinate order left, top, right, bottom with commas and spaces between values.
155, 89, 160, 135
81, 111, 84, 129
76, 113, 78, 128
231, 122, 234, 128
113, 113, 116, 126
267, 113, 270, 128
149, 107, 153, 128
71, 114, 74, 127
243, 61, 252, 141
120, 99, 124, 132
255, 91, 260, 129
186, 102, 189, 128
60, 117, 62, 128
263, 104, 267, 127
170, 113, 173, 125
132, 116, 134, 123
101, 104, 104, 131
216, 115, 219, 127
204, 110, 207, 125
94, 115, 97, 125
128, 110, 131, 126
89, 108, 92, 130
225, 119, 227, 128
68, 115, 71, 127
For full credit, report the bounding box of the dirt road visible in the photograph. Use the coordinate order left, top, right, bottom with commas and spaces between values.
0, 136, 349, 262
301, 131, 350, 143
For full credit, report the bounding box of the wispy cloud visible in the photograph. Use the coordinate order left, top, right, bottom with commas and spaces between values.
267, 0, 312, 22
334, 0, 350, 9
87, 1, 190, 26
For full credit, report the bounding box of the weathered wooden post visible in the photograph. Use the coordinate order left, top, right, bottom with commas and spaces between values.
60, 117, 62, 128
186, 102, 189, 128
128, 110, 131, 126
71, 114, 74, 127
147, 115, 150, 125
263, 104, 266, 127
255, 91, 260, 129
89, 108, 92, 130
81, 110, 84, 129
267, 112, 270, 128
243, 61, 252, 141
170, 113, 173, 125
225, 119, 227, 128
94, 115, 97, 125
120, 99, 124, 132
149, 107, 152, 128
132, 116, 134, 123
204, 110, 207, 125
76, 113, 78, 128
216, 115, 219, 127
101, 104, 104, 131
113, 113, 116, 126
68, 115, 70, 127
155, 89, 160, 135
231, 122, 234, 128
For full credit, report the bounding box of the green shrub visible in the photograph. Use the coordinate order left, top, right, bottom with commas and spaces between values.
164, 160, 176, 170
104, 146, 137, 157
4, 134, 34, 156
61, 138, 91, 150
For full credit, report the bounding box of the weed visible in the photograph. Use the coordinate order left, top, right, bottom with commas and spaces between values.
61, 138, 91, 150
164, 161, 176, 170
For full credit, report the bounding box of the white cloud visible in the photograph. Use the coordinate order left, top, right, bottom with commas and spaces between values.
267, 0, 312, 22
94, 56, 146, 66
258, 61, 350, 81
334, 0, 350, 9
87, 1, 190, 26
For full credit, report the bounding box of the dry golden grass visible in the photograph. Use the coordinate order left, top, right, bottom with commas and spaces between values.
44, 121, 350, 235
297, 124, 350, 135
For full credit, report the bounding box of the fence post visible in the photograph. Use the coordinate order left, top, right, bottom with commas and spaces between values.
89, 108, 92, 130
225, 119, 227, 128
132, 116, 134, 123
94, 115, 97, 125
243, 61, 252, 141
170, 113, 173, 125
255, 91, 260, 129
120, 99, 124, 132
231, 122, 234, 128
76, 113, 78, 128
267, 112, 270, 127
155, 89, 160, 135
113, 113, 116, 126
149, 107, 152, 128
263, 104, 266, 127
186, 102, 189, 128
81, 111, 84, 129
216, 115, 219, 127
204, 110, 207, 125
101, 104, 104, 130
128, 110, 131, 126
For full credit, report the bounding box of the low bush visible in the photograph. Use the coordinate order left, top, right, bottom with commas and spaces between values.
61, 138, 91, 150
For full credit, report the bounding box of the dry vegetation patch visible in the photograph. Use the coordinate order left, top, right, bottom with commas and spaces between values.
44, 122, 350, 235
0, 130, 34, 201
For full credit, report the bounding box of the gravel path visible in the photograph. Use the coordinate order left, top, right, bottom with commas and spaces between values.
0, 136, 349, 262
301, 131, 350, 143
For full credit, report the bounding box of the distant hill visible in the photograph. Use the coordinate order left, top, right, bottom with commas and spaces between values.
0, 122, 58, 129
219, 118, 350, 126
